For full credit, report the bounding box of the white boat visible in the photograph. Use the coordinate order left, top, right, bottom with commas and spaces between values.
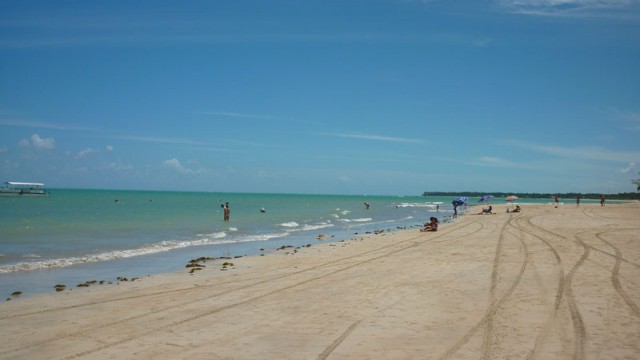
0, 182, 49, 197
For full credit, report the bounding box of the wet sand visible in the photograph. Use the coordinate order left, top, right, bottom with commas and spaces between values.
1, 203, 639, 359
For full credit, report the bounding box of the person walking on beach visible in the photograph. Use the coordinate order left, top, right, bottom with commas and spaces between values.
576, 196, 580, 206
600, 196, 606, 206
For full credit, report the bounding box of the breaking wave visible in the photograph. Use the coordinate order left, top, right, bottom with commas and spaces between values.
0, 231, 288, 274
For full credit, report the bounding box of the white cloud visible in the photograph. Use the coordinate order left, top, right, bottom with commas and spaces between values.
162, 158, 204, 174
20, 133, 56, 150
76, 147, 95, 159
32, 134, 56, 149
163, 158, 184, 170
105, 145, 114, 152
619, 162, 637, 173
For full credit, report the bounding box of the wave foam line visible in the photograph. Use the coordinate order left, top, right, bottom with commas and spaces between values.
0, 231, 289, 274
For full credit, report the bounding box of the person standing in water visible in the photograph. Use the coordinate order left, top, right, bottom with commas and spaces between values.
221, 202, 230, 222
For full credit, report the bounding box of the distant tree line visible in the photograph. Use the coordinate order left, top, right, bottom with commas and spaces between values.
421, 191, 640, 200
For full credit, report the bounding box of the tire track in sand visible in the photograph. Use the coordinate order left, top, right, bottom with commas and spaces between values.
595, 232, 640, 317
441, 213, 528, 360
40, 221, 483, 359
564, 231, 589, 360
521, 210, 588, 360
1, 221, 484, 358
515, 215, 566, 360
316, 319, 363, 360
1, 221, 484, 322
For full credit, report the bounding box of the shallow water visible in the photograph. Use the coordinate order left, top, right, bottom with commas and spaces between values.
0, 190, 605, 299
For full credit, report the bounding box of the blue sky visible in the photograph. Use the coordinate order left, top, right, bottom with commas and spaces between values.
1, 0, 639, 195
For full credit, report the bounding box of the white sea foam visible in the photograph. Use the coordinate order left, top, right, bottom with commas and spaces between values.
280, 221, 300, 228
396, 202, 442, 208
235, 232, 289, 243
346, 216, 413, 229
281, 221, 334, 232
300, 223, 334, 231
195, 231, 227, 238
338, 217, 372, 223
0, 231, 288, 274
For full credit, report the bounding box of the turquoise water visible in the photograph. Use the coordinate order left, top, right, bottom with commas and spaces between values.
0, 190, 602, 298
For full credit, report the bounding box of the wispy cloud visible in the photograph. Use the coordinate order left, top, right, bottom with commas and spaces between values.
198, 112, 277, 120
0, 118, 100, 132
113, 135, 202, 145
1, 8, 493, 50
101, 161, 133, 172
474, 156, 534, 168
612, 108, 640, 131
317, 132, 424, 144
505, 140, 640, 163
497, 0, 640, 18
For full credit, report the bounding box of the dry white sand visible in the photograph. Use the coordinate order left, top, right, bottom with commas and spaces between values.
1, 203, 639, 360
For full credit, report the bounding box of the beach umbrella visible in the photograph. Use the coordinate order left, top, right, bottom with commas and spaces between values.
478, 195, 494, 203
506, 195, 519, 201
454, 196, 468, 204
452, 197, 467, 207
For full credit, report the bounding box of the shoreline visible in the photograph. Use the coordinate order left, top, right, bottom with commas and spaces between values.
1, 203, 639, 359
0, 200, 633, 300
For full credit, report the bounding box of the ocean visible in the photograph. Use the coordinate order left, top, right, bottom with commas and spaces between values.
0, 190, 602, 299
1, 190, 443, 298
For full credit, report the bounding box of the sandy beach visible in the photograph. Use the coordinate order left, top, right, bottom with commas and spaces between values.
1, 203, 639, 360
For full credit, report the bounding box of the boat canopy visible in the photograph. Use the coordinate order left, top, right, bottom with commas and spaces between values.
5, 182, 45, 187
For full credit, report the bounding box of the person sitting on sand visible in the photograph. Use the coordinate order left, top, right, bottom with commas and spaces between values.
508, 205, 521, 213
479, 206, 493, 215
421, 217, 438, 232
